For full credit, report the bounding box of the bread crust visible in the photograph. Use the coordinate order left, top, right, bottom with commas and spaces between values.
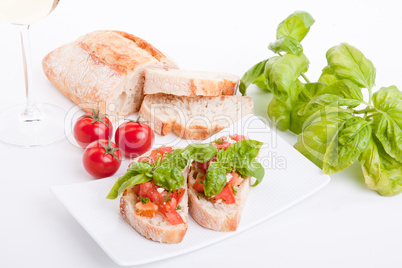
143, 68, 239, 97
42, 30, 178, 120
119, 148, 189, 243
187, 169, 250, 232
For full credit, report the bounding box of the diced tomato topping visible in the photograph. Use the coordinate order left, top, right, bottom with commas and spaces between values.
159, 198, 184, 225
230, 134, 248, 142
228, 172, 244, 187
193, 175, 205, 193
135, 201, 158, 217
138, 181, 156, 199
133, 184, 140, 195
211, 184, 235, 204
169, 188, 185, 204
136, 181, 184, 225
160, 209, 184, 225
212, 136, 231, 151
137, 146, 173, 164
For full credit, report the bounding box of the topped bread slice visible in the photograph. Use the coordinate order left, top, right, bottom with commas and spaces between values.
108, 146, 189, 243
144, 68, 239, 97
42, 30, 178, 120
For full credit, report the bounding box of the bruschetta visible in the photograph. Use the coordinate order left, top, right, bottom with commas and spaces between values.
187, 135, 264, 232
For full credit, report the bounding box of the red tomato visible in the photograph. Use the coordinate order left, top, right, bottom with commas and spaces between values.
212, 136, 231, 150
160, 208, 184, 225
193, 175, 205, 193
211, 184, 235, 204
137, 181, 185, 225
74, 109, 113, 148
115, 120, 155, 159
169, 188, 185, 204
137, 146, 173, 164
83, 139, 122, 179
230, 134, 248, 141
228, 172, 244, 187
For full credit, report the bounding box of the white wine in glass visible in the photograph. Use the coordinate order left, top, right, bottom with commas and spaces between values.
0, 0, 65, 147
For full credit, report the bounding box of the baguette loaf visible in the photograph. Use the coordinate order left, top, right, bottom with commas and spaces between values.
42, 30, 178, 120
144, 68, 239, 97
139, 94, 254, 140
120, 149, 189, 243
187, 169, 250, 232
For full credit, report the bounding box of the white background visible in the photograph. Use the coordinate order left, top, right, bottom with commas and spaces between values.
1, 0, 402, 267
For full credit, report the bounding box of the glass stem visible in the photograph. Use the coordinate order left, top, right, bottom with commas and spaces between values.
20, 24, 41, 122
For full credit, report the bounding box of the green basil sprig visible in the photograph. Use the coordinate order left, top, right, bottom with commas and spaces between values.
240, 11, 402, 196
203, 139, 265, 197
106, 143, 218, 199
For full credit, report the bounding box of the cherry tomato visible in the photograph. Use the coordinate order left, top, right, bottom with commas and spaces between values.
83, 139, 122, 179
74, 109, 113, 148
115, 119, 155, 159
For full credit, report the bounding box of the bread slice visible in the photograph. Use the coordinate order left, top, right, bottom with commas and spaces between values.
119, 149, 189, 243
139, 94, 254, 140
143, 68, 239, 97
187, 169, 250, 232
42, 30, 178, 121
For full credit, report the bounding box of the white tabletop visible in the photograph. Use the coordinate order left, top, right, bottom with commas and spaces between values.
1, 1, 402, 267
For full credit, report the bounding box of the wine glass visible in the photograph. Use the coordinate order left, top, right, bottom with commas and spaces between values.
0, 0, 66, 147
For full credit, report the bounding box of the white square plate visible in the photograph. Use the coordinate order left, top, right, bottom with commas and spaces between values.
51, 114, 330, 266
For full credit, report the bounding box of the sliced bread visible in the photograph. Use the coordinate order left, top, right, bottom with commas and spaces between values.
143, 68, 239, 97
187, 169, 250, 232
139, 94, 254, 140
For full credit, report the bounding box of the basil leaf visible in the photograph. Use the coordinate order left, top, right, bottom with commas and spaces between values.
106, 171, 150, 199
239, 59, 269, 95
323, 117, 372, 174
227, 139, 264, 168
215, 147, 234, 172
153, 165, 185, 192
127, 161, 153, 173
117, 174, 151, 197
268, 36, 303, 55
268, 96, 292, 131
276, 11, 315, 42
372, 99, 402, 163
326, 43, 376, 89
252, 74, 270, 91
159, 149, 190, 171
181, 143, 218, 163
298, 94, 361, 116
359, 136, 402, 196
265, 53, 309, 103
319, 80, 363, 101
268, 80, 305, 132
318, 66, 338, 86
203, 162, 227, 197
237, 159, 265, 187
372, 86, 402, 108
289, 82, 326, 134
294, 107, 353, 168
297, 80, 363, 117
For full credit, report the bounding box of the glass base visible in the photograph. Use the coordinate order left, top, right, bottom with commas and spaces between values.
0, 103, 66, 147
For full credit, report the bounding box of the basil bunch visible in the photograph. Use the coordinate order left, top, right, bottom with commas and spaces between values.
203, 140, 264, 197
106, 144, 218, 199
241, 11, 402, 196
